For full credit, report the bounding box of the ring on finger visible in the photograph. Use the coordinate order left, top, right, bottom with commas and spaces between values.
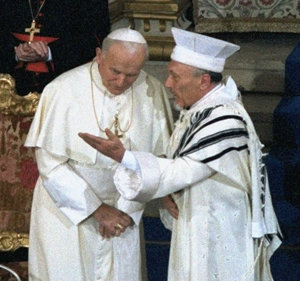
115, 223, 123, 230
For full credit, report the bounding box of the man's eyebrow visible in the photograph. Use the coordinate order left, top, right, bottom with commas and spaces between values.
110, 67, 120, 73
126, 73, 139, 77
169, 70, 179, 77
111, 66, 139, 76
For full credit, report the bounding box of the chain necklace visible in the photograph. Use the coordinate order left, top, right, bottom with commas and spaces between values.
90, 61, 134, 138
28, 0, 46, 21
25, 0, 46, 42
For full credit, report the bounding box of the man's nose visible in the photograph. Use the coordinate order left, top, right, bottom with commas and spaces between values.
116, 74, 126, 87
164, 76, 172, 88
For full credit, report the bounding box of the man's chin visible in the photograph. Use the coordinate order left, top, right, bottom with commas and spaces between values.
109, 88, 126, 95
172, 100, 183, 111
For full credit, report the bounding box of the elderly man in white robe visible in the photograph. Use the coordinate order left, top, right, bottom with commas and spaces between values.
79, 28, 282, 281
25, 28, 173, 281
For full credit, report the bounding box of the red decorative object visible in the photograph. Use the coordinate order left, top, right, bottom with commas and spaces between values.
0, 113, 37, 234
0, 155, 18, 184
19, 158, 39, 190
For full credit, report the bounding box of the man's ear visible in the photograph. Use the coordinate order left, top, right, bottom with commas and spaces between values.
199, 73, 211, 91
95, 47, 102, 64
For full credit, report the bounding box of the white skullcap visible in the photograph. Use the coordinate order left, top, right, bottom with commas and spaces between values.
107, 27, 147, 44
171, 27, 240, 73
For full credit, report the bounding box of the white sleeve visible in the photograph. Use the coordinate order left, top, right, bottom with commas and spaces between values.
116, 196, 145, 225
121, 150, 140, 171
47, 46, 52, 61
114, 151, 214, 202
36, 148, 102, 225
117, 151, 144, 225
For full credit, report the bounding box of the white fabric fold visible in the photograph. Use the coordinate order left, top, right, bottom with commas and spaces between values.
36, 149, 101, 225
42, 160, 101, 225
121, 150, 141, 171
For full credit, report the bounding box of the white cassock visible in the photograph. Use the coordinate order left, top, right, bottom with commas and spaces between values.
115, 77, 282, 281
25, 61, 173, 281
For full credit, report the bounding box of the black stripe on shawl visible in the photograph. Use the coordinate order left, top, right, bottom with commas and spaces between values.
179, 128, 249, 157
265, 233, 283, 243
173, 106, 218, 158
201, 144, 249, 163
183, 115, 247, 150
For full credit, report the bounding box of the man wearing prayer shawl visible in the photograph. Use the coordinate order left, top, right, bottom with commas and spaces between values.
25, 28, 173, 281
79, 28, 282, 281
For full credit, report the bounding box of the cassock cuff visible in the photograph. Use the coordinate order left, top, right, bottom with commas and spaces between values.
114, 152, 160, 203
121, 150, 140, 171
43, 165, 101, 225
47, 47, 52, 61
116, 195, 145, 225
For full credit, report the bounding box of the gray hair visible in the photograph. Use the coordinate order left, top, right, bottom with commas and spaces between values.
191, 67, 223, 83
191, 68, 207, 77
102, 37, 149, 60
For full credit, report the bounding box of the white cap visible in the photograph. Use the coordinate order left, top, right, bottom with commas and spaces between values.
171, 27, 240, 73
107, 27, 147, 44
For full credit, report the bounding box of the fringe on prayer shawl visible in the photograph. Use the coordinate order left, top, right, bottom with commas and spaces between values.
241, 102, 282, 280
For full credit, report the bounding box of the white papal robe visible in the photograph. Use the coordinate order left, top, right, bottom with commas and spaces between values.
25, 61, 173, 281
114, 77, 282, 281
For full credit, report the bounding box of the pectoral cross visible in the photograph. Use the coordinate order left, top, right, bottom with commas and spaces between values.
113, 114, 123, 138
25, 20, 40, 42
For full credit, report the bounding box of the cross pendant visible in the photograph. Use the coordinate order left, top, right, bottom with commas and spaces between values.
114, 127, 123, 138
114, 115, 123, 138
25, 20, 40, 42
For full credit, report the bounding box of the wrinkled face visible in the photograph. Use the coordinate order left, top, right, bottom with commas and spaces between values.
164, 61, 203, 109
96, 43, 146, 95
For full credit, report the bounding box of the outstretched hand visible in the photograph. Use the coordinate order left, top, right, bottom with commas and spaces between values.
78, 129, 125, 162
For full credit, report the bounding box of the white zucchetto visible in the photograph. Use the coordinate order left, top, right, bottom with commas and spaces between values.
108, 27, 147, 44
171, 27, 240, 73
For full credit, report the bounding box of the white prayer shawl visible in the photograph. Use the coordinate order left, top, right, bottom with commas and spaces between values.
25, 61, 173, 281
114, 77, 282, 281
